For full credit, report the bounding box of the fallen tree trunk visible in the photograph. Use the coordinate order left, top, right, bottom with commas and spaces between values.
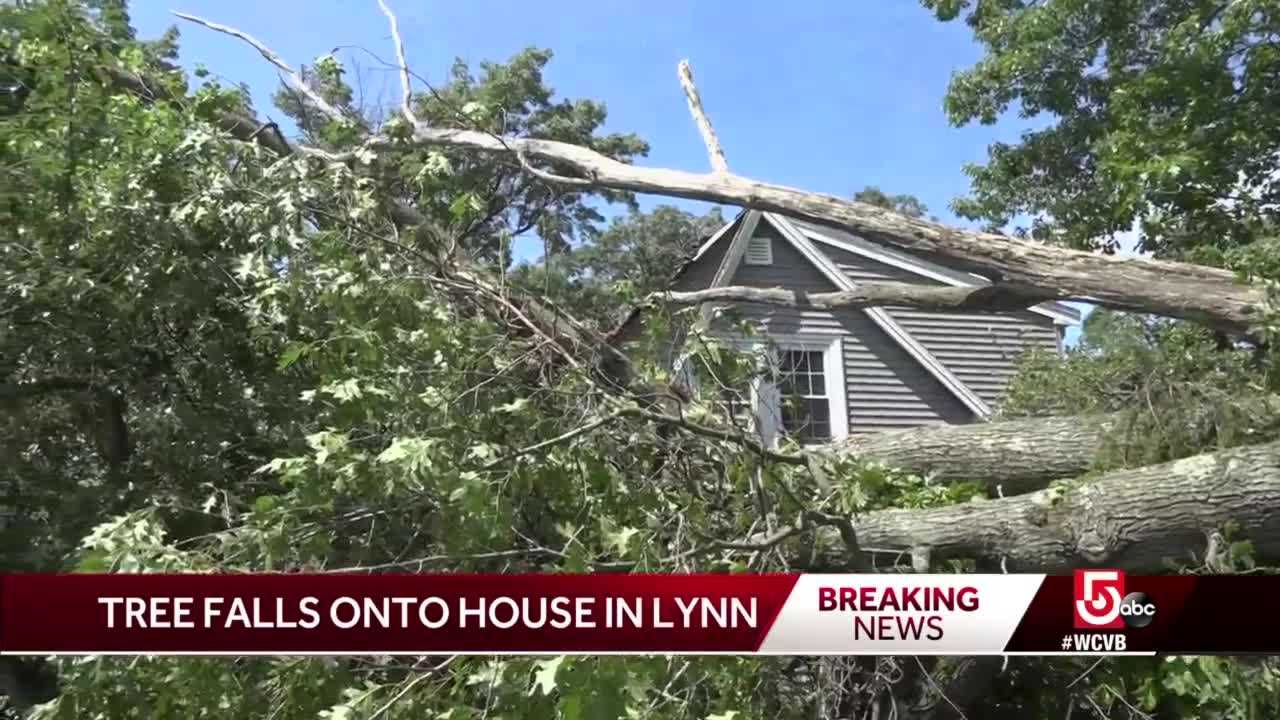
821, 440, 1280, 573
830, 412, 1122, 495
828, 395, 1280, 495
173, 11, 1265, 338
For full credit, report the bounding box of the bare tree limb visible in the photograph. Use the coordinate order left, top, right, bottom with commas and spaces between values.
375, 0, 418, 125
648, 283, 1045, 314
172, 12, 347, 122
677, 60, 728, 174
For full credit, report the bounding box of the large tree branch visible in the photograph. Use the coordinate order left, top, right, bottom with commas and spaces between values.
101, 28, 1280, 490
648, 283, 1048, 314
818, 440, 1280, 573
833, 412, 1122, 495
830, 394, 1280, 495
279, 122, 1263, 337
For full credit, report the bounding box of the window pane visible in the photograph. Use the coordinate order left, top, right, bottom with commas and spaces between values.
771, 347, 834, 443
782, 397, 831, 442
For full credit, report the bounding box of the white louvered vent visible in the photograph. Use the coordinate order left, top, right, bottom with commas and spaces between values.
743, 235, 773, 265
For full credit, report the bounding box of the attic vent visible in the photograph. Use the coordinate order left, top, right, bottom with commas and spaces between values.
743, 235, 773, 265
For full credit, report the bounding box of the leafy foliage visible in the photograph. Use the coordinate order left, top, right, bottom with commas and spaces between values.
924, 0, 1280, 258
1002, 310, 1280, 471
924, 0, 1280, 712
274, 45, 649, 266
1, 3, 915, 718
511, 204, 726, 328
852, 186, 933, 220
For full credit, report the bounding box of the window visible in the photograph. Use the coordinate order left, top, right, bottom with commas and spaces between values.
743, 235, 773, 265
676, 337, 846, 447
774, 349, 832, 442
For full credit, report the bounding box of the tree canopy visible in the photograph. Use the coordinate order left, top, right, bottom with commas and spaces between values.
852, 186, 932, 220
925, 0, 1280, 262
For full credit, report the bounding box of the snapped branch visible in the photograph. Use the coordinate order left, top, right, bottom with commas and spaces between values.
647, 283, 1045, 313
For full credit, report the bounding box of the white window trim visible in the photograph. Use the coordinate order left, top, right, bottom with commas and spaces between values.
676, 334, 848, 448
755, 335, 848, 447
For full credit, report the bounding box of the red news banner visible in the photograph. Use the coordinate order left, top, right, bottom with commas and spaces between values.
2, 572, 1278, 655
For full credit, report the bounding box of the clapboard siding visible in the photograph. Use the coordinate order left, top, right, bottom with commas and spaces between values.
647, 214, 1069, 437
672, 216, 738, 293
819, 242, 1060, 408
713, 226, 971, 433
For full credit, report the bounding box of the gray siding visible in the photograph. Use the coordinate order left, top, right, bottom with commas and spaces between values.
652, 216, 1064, 436
672, 217, 738, 293
820, 242, 1060, 408
714, 225, 971, 434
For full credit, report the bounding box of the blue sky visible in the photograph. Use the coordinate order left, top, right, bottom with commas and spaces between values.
130, 0, 1091, 340
131, 0, 1030, 228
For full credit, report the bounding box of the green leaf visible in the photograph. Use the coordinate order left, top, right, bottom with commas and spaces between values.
531, 656, 566, 696
604, 526, 640, 556
277, 342, 308, 370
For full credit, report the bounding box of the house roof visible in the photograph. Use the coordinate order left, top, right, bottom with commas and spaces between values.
608, 210, 1082, 404
752, 211, 993, 418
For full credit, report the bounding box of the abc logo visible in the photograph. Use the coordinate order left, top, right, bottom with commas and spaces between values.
1118, 591, 1156, 629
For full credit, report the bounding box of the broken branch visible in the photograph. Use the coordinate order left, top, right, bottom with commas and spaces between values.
677, 60, 729, 173
375, 0, 418, 125
647, 283, 1045, 314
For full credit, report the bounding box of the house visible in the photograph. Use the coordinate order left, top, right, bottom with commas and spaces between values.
620, 209, 1080, 446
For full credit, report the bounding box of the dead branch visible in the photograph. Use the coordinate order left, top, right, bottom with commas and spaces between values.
375, 0, 418, 125
648, 283, 1045, 314
677, 60, 729, 174
172, 12, 347, 122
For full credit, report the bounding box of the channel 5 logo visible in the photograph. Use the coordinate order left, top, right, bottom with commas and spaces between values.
1073, 570, 1156, 629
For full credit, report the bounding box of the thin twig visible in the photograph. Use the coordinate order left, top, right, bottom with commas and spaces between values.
914, 657, 969, 720
479, 409, 629, 470
368, 656, 457, 719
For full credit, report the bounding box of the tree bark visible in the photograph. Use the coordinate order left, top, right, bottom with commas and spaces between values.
821, 440, 1280, 573
831, 412, 1119, 495
828, 395, 1280, 495
650, 283, 1043, 314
